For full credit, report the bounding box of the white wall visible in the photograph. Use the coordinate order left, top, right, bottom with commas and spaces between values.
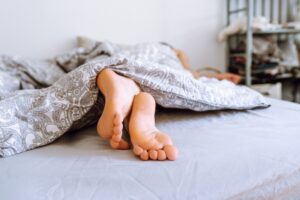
0, 0, 226, 70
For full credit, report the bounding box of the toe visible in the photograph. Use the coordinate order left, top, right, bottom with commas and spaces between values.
118, 139, 129, 150
164, 145, 178, 161
157, 149, 167, 161
113, 125, 122, 135
110, 139, 129, 150
112, 132, 121, 142
149, 150, 158, 160
140, 150, 149, 161
133, 144, 144, 156
110, 140, 120, 149
114, 113, 122, 126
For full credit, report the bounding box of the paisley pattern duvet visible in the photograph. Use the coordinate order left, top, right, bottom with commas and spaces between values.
0, 41, 269, 157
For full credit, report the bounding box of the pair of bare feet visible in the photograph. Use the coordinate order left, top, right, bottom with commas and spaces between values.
96, 69, 178, 161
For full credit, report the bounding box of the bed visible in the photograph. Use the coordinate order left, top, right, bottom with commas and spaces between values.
1, 98, 300, 200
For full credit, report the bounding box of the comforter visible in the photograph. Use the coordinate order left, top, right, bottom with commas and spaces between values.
0, 41, 269, 157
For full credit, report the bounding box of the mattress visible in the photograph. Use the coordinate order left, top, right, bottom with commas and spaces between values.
1, 98, 300, 200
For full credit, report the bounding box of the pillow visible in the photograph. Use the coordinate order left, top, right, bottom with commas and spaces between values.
77, 36, 98, 49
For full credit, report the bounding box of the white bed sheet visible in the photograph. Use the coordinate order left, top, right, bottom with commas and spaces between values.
1, 98, 300, 200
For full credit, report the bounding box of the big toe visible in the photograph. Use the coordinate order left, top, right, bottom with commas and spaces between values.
163, 145, 178, 161
110, 139, 129, 150
118, 139, 130, 150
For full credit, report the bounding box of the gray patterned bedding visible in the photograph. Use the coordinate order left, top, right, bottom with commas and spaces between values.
0, 41, 269, 157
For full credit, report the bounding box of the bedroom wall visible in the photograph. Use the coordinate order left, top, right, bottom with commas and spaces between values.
0, 0, 226, 71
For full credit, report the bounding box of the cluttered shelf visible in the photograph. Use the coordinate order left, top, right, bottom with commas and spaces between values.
225, 0, 300, 102
223, 23, 300, 89
235, 28, 300, 35
228, 45, 300, 79
239, 69, 300, 85
223, 0, 300, 89
253, 28, 300, 35
226, 23, 300, 86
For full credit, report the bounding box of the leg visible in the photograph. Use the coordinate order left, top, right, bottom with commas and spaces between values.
129, 92, 178, 161
96, 69, 140, 149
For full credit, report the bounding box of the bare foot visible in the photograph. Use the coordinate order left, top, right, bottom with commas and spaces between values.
96, 68, 140, 149
129, 92, 178, 161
